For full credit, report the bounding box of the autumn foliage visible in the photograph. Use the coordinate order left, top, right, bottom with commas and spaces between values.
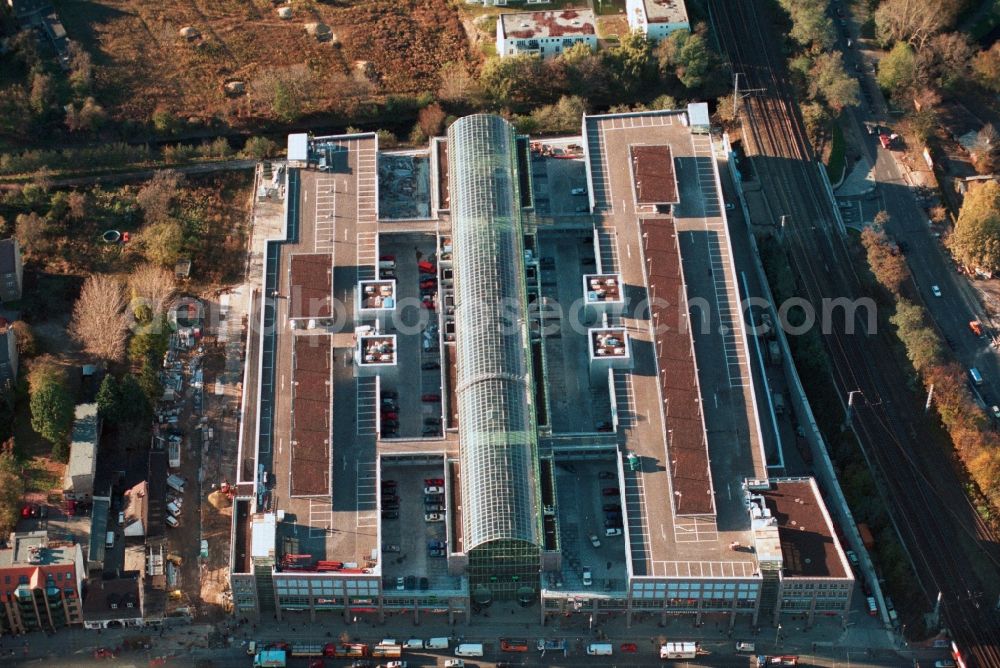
862, 214, 1000, 512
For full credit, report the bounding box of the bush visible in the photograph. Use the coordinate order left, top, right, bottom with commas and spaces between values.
241, 136, 279, 160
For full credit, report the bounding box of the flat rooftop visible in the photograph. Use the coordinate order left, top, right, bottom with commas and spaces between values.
291, 335, 331, 497
761, 479, 848, 579
266, 135, 380, 568
359, 280, 396, 310
499, 9, 596, 39
589, 328, 629, 359
289, 253, 332, 320
357, 335, 396, 366
641, 0, 689, 24
585, 111, 765, 576
631, 145, 678, 205
584, 273, 622, 303
0, 532, 77, 567
641, 216, 713, 516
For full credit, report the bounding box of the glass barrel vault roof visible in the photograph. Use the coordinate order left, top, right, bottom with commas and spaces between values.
447, 114, 542, 552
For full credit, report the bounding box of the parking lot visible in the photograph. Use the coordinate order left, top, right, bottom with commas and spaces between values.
377, 233, 445, 440
551, 459, 629, 591
529, 145, 590, 217
535, 230, 612, 433
379, 463, 451, 591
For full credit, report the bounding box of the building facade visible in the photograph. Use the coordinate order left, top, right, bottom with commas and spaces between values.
0, 532, 85, 635
0, 324, 17, 389
0, 238, 23, 303
496, 9, 597, 59
625, 0, 690, 41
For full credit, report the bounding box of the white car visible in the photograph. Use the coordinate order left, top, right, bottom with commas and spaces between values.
425, 512, 444, 522
396, 577, 405, 591
725, 202, 735, 210
386, 662, 407, 668
444, 661, 465, 668
589, 534, 601, 548
582, 568, 593, 586
992, 405, 1000, 420
570, 187, 587, 195
605, 527, 623, 537
424, 485, 444, 495
931, 285, 942, 297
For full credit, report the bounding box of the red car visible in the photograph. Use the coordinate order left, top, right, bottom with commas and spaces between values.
382, 411, 398, 420
620, 643, 638, 653
21, 505, 32, 518
602, 487, 620, 496
422, 394, 441, 403
418, 261, 436, 273
420, 300, 436, 310
379, 255, 396, 262
425, 478, 444, 486
93, 648, 115, 660
420, 279, 437, 289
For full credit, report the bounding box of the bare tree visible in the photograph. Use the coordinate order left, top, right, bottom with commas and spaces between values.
136, 170, 183, 225
69, 275, 130, 363
15, 212, 47, 256
127, 263, 176, 318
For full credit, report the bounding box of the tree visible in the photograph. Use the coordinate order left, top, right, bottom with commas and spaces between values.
973, 124, 1000, 175
437, 61, 481, 107
877, 42, 918, 98
714, 94, 739, 126
657, 29, 725, 91
890, 299, 943, 373
873, 0, 958, 50
96, 374, 122, 423
138, 358, 161, 403
29, 363, 73, 448
808, 52, 860, 112
65, 97, 106, 133
0, 450, 25, 535
67, 41, 93, 93
67, 191, 87, 220
783, 0, 836, 50
127, 263, 175, 318
915, 32, 975, 90
860, 223, 911, 295
140, 219, 184, 267
972, 42, 1000, 93
417, 103, 447, 139
29, 72, 53, 117
479, 55, 557, 111
604, 30, 656, 97
136, 170, 183, 225
241, 136, 279, 160
526, 95, 587, 134
910, 108, 938, 145
948, 181, 1000, 272
15, 212, 46, 257
10, 320, 38, 359
69, 275, 130, 363
272, 81, 302, 123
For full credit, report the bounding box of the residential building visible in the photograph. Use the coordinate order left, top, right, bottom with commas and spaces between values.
0, 323, 16, 389
496, 9, 597, 59
0, 238, 22, 303
229, 107, 853, 629
82, 573, 143, 630
0, 531, 85, 635
63, 403, 100, 502
625, 0, 690, 41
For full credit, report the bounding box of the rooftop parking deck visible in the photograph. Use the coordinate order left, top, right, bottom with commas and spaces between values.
584, 111, 765, 576
266, 136, 380, 568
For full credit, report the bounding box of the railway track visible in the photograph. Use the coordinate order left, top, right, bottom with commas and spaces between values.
708, 1, 1000, 665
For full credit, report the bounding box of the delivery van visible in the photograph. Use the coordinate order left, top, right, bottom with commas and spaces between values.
455, 644, 484, 657
587, 643, 613, 656
105, 531, 115, 548
426, 638, 450, 649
